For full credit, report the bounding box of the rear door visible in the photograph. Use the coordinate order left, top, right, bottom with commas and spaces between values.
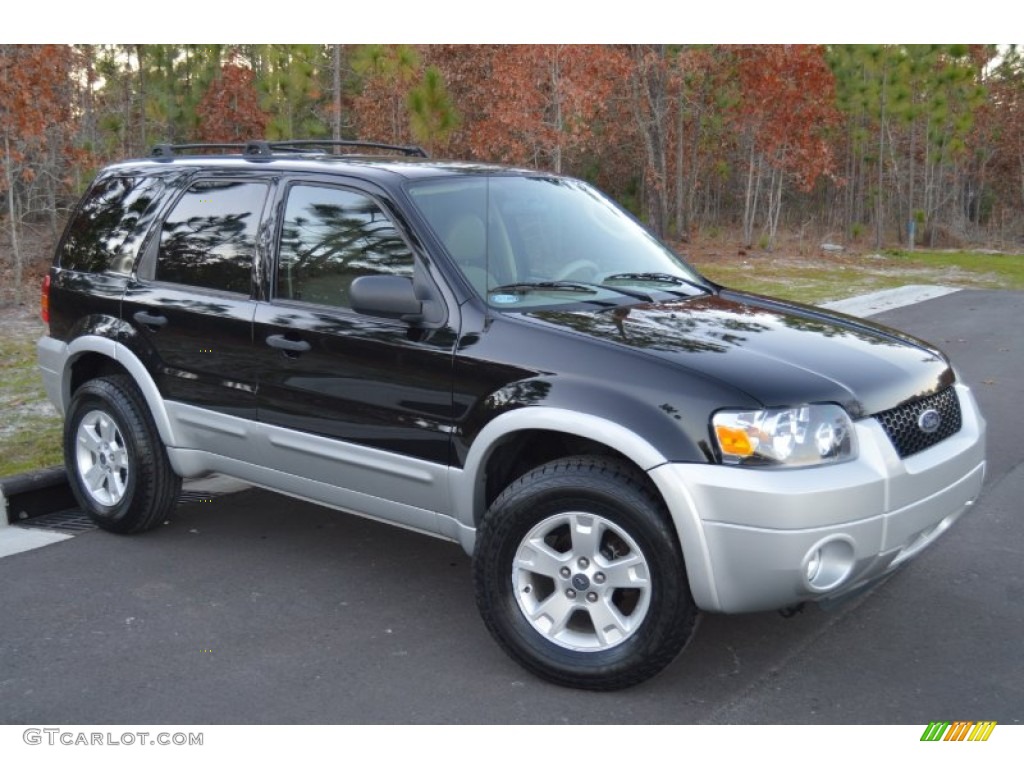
123, 175, 274, 423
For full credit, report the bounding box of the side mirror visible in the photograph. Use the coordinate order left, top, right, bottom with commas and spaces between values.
349, 275, 424, 322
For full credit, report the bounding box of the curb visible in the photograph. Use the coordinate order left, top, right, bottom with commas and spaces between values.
0, 466, 75, 527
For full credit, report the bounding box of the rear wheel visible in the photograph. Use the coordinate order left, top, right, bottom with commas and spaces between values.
473, 455, 698, 690
64, 375, 180, 533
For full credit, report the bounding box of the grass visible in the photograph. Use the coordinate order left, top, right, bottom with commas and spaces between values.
885, 249, 1024, 287
690, 248, 1024, 304
0, 329, 63, 476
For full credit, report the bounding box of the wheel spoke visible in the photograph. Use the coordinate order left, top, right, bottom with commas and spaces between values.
83, 462, 106, 492
109, 444, 129, 471
77, 424, 102, 453
569, 513, 603, 560
98, 415, 117, 444
526, 591, 576, 637
586, 596, 632, 648
598, 552, 649, 589
108, 468, 127, 501
514, 538, 569, 579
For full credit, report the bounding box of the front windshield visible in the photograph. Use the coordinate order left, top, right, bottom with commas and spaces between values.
406, 175, 708, 309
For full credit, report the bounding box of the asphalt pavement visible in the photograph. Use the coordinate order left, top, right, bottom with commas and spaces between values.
0, 289, 1021, 724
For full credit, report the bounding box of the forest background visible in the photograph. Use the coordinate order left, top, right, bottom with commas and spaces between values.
2, 41, 1023, 475
1, 42, 1023, 307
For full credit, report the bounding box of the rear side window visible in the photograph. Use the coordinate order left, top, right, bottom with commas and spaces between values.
61, 175, 166, 274
156, 180, 268, 294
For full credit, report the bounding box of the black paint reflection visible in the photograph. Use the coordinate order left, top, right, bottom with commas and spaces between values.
532, 299, 773, 354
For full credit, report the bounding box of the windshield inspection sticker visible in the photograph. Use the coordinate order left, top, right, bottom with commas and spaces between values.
491, 294, 520, 304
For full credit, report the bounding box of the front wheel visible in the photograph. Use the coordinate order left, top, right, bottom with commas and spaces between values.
64, 375, 181, 534
473, 456, 698, 690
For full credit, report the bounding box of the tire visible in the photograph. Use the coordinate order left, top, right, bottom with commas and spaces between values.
473, 455, 699, 690
64, 375, 181, 534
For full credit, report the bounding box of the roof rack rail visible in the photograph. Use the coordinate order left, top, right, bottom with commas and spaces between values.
261, 139, 428, 158
149, 139, 428, 162
150, 143, 250, 160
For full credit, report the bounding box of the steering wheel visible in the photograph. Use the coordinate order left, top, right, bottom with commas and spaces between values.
553, 259, 601, 282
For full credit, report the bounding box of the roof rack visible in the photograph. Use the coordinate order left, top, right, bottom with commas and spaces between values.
149, 139, 428, 161
150, 143, 250, 159
257, 140, 428, 157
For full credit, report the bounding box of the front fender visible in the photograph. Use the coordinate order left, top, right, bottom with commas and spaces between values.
447, 405, 675, 553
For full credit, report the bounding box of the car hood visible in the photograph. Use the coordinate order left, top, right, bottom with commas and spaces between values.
517, 290, 954, 418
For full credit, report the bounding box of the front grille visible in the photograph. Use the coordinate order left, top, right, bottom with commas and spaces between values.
874, 387, 962, 458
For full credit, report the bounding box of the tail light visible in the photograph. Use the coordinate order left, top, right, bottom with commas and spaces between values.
41, 273, 51, 324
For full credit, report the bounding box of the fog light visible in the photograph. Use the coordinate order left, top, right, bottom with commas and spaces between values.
802, 538, 855, 592
806, 550, 822, 582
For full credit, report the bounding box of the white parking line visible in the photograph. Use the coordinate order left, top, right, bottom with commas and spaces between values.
0, 527, 72, 558
822, 285, 960, 318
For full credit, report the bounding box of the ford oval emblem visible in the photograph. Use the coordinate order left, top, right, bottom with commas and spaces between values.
918, 409, 941, 434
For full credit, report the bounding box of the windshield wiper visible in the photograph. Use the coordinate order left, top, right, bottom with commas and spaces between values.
490, 280, 655, 302
489, 281, 599, 294
602, 272, 709, 294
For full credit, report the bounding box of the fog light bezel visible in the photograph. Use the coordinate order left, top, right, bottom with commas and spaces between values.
802, 537, 856, 592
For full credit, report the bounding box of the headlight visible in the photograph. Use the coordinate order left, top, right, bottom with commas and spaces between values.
712, 404, 855, 467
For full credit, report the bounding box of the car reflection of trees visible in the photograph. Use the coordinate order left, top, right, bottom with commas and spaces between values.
151, 295, 236, 316
159, 211, 255, 294
446, 351, 557, 429
256, 303, 459, 423
777, 312, 907, 348
137, 291, 260, 393
483, 379, 553, 411
261, 307, 454, 348
533, 305, 773, 354
63, 176, 166, 273
61, 270, 125, 302
278, 198, 413, 306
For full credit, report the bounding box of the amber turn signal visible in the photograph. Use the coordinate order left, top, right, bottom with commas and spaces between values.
715, 424, 754, 457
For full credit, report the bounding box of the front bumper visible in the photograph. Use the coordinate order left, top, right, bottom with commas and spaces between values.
649, 384, 986, 613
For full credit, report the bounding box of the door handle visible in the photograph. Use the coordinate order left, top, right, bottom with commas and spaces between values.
266, 334, 311, 353
133, 310, 168, 329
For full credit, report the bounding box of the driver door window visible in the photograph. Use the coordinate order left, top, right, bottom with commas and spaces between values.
277, 184, 413, 308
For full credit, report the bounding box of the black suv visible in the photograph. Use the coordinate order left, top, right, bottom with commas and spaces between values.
38, 140, 986, 690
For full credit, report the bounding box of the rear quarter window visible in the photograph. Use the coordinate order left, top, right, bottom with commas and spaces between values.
60, 175, 167, 274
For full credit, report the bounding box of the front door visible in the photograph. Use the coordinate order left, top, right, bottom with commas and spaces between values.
252, 180, 458, 529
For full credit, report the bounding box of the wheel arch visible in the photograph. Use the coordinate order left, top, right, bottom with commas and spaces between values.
450, 408, 670, 550
63, 336, 179, 451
